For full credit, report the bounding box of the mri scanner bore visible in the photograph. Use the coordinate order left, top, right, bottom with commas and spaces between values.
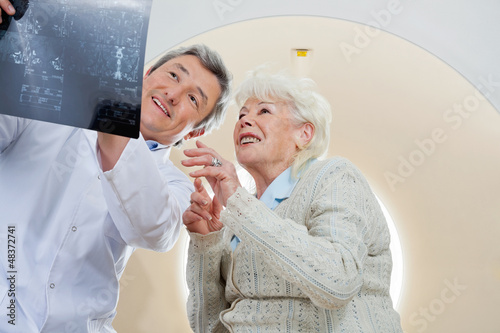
113, 11, 500, 332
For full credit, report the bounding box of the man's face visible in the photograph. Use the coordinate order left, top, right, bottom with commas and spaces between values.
140, 55, 221, 146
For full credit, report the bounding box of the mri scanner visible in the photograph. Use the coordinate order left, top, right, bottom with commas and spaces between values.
113, 1, 500, 332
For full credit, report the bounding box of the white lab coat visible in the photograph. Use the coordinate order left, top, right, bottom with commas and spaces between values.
0, 115, 193, 332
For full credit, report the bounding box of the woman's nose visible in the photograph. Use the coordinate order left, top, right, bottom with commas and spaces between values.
240, 115, 254, 127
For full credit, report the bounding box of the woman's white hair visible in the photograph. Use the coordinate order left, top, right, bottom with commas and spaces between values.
234, 67, 332, 177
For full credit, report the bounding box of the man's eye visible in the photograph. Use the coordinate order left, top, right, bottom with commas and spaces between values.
170, 72, 178, 80
238, 114, 245, 119
190, 95, 198, 106
260, 109, 270, 114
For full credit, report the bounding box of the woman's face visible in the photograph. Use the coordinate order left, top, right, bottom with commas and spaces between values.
233, 97, 304, 174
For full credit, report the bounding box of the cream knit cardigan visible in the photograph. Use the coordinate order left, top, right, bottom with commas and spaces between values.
186, 157, 403, 332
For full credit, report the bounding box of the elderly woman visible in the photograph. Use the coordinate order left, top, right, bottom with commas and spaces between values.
181, 69, 403, 332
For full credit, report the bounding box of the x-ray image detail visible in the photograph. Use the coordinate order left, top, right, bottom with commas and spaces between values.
0, 0, 152, 138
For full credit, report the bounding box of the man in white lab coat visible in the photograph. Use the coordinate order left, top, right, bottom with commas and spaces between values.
0, 4, 231, 330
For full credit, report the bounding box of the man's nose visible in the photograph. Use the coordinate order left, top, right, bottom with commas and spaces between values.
165, 86, 181, 105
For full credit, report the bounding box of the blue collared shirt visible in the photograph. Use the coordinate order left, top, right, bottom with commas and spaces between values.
259, 166, 299, 211
230, 166, 303, 251
145, 140, 169, 151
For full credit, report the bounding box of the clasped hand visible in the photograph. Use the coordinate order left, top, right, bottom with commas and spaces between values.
181, 141, 241, 235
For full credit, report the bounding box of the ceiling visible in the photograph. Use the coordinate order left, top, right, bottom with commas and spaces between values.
113, 3, 500, 333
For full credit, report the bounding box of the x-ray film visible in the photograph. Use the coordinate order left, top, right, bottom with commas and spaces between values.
0, 0, 152, 138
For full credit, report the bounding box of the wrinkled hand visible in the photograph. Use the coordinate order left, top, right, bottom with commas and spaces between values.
182, 178, 224, 235
182, 140, 241, 207
0, 0, 15, 24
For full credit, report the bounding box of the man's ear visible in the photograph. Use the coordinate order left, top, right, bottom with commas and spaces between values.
297, 123, 315, 148
144, 66, 152, 78
184, 128, 205, 141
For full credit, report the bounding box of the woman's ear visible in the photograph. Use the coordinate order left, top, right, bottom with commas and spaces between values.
296, 123, 315, 149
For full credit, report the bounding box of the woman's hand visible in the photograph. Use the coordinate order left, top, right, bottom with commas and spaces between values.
183, 178, 224, 235
182, 141, 241, 207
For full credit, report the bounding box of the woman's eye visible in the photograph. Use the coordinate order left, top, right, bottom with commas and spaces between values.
261, 109, 270, 114
238, 114, 245, 119
170, 72, 178, 80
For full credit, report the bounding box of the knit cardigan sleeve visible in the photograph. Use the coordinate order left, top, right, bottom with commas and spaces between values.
186, 229, 230, 333
221, 159, 373, 309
